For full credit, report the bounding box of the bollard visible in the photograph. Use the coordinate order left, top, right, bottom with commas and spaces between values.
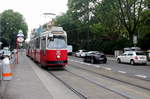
0, 63, 2, 81
2, 53, 12, 80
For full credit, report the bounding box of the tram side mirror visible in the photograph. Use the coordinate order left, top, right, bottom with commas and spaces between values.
48, 34, 54, 41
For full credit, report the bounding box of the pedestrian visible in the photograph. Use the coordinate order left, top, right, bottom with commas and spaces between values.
2, 52, 13, 80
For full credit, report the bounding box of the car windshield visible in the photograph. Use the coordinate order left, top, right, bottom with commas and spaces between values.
47, 36, 67, 49
136, 52, 146, 55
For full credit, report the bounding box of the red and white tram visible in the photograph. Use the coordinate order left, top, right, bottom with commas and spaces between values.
26, 26, 68, 68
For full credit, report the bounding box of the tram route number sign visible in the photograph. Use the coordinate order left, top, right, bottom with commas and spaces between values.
17, 37, 24, 43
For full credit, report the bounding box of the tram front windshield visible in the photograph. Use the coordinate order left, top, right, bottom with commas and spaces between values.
47, 36, 67, 49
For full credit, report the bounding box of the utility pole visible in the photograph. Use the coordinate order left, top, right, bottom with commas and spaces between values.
0, 15, 1, 49
43, 12, 56, 30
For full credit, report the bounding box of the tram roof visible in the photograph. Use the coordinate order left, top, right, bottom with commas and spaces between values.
41, 26, 66, 36
30, 26, 66, 40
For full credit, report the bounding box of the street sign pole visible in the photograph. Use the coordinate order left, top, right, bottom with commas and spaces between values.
133, 35, 137, 47
16, 30, 24, 64
16, 40, 19, 64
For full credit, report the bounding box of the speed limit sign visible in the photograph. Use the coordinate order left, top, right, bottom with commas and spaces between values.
17, 37, 24, 43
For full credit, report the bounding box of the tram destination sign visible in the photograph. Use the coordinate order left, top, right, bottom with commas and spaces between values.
52, 31, 63, 34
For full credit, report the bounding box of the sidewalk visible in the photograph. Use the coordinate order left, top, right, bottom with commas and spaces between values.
0, 52, 80, 99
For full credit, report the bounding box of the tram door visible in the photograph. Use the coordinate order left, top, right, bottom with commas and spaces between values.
41, 36, 46, 65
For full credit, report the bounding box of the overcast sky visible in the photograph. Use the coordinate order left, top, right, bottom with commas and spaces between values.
0, 0, 68, 35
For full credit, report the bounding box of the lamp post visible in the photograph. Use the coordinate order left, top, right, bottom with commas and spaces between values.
42, 12, 56, 30
0, 16, 2, 49
16, 30, 24, 64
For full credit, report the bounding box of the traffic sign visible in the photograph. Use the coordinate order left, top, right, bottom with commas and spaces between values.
17, 33, 24, 37
133, 35, 137, 45
17, 30, 24, 37
17, 37, 24, 42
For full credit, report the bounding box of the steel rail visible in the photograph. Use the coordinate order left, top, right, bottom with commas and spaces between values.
49, 71, 87, 99
70, 63, 150, 92
64, 68, 130, 99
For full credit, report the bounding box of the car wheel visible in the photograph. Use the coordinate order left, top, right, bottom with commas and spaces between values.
91, 58, 95, 64
83, 58, 86, 62
143, 63, 147, 65
103, 60, 107, 64
130, 60, 135, 65
117, 58, 121, 63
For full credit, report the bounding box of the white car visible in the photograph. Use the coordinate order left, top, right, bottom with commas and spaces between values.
75, 50, 88, 57
117, 51, 147, 65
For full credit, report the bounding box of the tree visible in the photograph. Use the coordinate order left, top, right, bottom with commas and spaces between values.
55, 12, 84, 50
55, 0, 149, 53
67, 0, 98, 49
117, 0, 145, 44
93, 0, 122, 40
0, 9, 28, 49
144, 0, 150, 8
138, 9, 150, 49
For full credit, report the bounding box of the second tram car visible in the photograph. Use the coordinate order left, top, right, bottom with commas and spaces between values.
27, 26, 68, 68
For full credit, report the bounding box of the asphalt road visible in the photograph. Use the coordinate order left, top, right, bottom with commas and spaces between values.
69, 56, 150, 80
50, 56, 150, 99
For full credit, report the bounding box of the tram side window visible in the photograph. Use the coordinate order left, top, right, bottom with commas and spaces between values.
41, 37, 46, 50
36, 38, 40, 49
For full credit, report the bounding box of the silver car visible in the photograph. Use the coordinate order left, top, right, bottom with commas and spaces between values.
117, 51, 147, 65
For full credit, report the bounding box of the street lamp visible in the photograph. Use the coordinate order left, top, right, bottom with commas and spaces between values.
43, 13, 56, 16
16, 29, 24, 64
42, 12, 56, 30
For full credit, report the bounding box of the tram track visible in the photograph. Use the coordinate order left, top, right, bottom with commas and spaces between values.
49, 71, 88, 99
69, 63, 150, 92
64, 69, 130, 99
49, 69, 130, 99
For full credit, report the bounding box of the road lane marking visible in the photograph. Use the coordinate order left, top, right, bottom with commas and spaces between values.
69, 59, 149, 80
69, 59, 102, 68
93, 65, 101, 68
135, 75, 147, 79
103, 67, 112, 71
114, 85, 150, 98
118, 71, 127, 74
69, 59, 73, 61
79, 62, 90, 65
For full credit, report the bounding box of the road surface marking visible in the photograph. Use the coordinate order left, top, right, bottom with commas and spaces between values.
103, 67, 112, 71
118, 71, 127, 74
93, 65, 101, 68
135, 75, 147, 78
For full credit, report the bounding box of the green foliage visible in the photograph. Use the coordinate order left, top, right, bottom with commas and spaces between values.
139, 10, 150, 39
55, 0, 149, 53
0, 9, 28, 49
117, 0, 145, 42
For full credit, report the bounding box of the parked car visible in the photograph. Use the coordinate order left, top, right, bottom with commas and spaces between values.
3, 50, 12, 57
67, 45, 73, 55
146, 50, 150, 61
83, 51, 107, 64
0, 50, 4, 59
12, 49, 17, 54
117, 51, 147, 65
75, 50, 88, 57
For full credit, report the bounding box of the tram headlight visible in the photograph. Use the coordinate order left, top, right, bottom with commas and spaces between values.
56, 55, 60, 59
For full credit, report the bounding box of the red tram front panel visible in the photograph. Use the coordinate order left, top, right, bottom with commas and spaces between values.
40, 49, 68, 66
